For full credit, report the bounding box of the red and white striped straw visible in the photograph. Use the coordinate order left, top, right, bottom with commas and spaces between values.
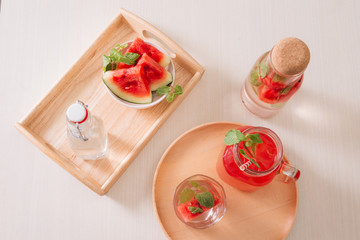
239, 161, 253, 171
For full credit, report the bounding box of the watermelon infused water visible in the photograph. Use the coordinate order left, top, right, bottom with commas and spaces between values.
241, 38, 310, 118
173, 175, 226, 229
217, 126, 300, 191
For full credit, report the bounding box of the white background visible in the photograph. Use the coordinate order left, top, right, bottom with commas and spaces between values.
1, 0, 360, 239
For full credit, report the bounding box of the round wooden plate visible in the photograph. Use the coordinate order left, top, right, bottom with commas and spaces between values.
153, 122, 298, 240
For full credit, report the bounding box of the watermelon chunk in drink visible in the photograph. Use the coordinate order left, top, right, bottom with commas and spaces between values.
177, 192, 220, 222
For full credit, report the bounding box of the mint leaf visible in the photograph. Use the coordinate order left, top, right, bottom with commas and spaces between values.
247, 133, 263, 144
102, 44, 139, 72
276, 84, 295, 102
166, 93, 176, 102
195, 191, 215, 208
225, 129, 263, 169
224, 129, 247, 145
104, 62, 117, 72
188, 206, 203, 214
103, 54, 117, 71
246, 133, 262, 156
239, 149, 252, 161
103, 55, 113, 72
103, 55, 111, 68
119, 52, 140, 65
174, 85, 183, 95
179, 188, 195, 204
190, 181, 199, 188
250, 158, 261, 168
156, 86, 171, 95
280, 85, 293, 95
260, 58, 269, 78
110, 48, 121, 62
156, 85, 182, 102
124, 52, 140, 62
240, 149, 260, 168
115, 43, 128, 50
250, 67, 261, 86
250, 144, 256, 156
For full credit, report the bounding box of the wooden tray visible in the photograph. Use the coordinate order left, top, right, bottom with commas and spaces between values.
153, 122, 298, 240
15, 8, 204, 195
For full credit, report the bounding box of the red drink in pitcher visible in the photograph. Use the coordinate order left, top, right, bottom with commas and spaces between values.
217, 126, 300, 191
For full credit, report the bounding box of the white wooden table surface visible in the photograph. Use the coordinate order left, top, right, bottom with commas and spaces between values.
1, 0, 359, 239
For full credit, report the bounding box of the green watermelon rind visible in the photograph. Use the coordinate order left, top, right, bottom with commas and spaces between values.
150, 71, 173, 91
158, 54, 171, 68
102, 72, 152, 104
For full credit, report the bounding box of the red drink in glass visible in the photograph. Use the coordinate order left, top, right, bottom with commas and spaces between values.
217, 126, 300, 191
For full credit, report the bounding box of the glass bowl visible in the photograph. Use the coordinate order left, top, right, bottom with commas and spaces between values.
173, 174, 226, 229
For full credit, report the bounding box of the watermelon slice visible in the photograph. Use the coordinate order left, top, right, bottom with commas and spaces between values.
118, 38, 171, 68
137, 53, 173, 91
177, 192, 220, 222
102, 67, 152, 104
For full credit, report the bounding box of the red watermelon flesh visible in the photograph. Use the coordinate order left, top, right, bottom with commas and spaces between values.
118, 38, 171, 69
258, 78, 303, 104
102, 66, 152, 104
177, 197, 202, 222
137, 53, 173, 91
261, 75, 286, 90
257, 84, 280, 104
277, 78, 303, 103
177, 192, 220, 222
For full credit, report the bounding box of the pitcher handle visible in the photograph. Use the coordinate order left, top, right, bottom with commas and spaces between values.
280, 162, 301, 182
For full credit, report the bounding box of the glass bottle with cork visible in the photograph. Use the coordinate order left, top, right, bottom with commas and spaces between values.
241, 37, 310, 118
66, 100, 108, 160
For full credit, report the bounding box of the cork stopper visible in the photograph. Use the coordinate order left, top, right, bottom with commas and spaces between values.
271, 37, 310, 76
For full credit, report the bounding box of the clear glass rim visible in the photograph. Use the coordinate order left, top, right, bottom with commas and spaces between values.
174, 174, 226, 199
233, 127, 283, 177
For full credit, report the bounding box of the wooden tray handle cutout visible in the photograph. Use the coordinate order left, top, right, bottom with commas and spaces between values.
142, 30, 177, 59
